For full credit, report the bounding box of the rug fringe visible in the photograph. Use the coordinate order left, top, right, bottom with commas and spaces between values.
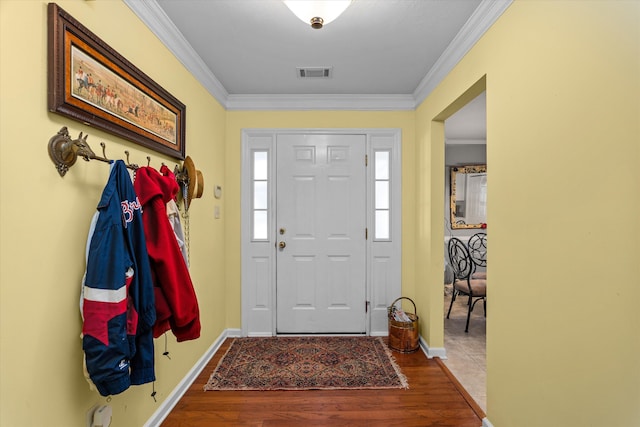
376, 337, 410, 389
203, 338, 237, 391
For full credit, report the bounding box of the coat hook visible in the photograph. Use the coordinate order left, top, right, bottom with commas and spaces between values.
147, 156, 151, 167
100, 142, 107, 159
124, 150, 139, 170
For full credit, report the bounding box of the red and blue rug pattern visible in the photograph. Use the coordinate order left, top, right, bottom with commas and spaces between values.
204, 336, 409, 391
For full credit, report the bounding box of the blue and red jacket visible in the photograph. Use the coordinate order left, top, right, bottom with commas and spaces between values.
82, 160, 156, 396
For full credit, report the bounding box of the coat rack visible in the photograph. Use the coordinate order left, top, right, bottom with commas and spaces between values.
48, 126, 196, 213
47, 126, 187, 179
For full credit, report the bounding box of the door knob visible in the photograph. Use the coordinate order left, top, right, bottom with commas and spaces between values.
278, 241, 286, 249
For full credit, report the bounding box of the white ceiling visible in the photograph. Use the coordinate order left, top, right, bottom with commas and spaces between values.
154, 0, 481, 95
124, 0, 503, 139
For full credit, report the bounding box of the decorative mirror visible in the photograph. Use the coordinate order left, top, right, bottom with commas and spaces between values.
450, 165, 487, 229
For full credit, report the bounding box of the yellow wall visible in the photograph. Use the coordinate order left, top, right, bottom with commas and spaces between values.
0, 1, 227, 425
224, 111, 417, 328
416, 1, 640, 426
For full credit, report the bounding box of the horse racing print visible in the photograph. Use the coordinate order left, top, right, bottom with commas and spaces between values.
48, 3, 186, 159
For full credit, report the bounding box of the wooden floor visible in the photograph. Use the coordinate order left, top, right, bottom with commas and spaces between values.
161, 337, 484, 427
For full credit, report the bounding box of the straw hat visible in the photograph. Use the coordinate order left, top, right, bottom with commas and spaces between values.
182, 156, 204, 210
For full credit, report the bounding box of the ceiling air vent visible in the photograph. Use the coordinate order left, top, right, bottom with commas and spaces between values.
297, 67, 333, 78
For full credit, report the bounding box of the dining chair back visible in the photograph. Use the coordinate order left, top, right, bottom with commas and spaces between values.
468, 232, 487, 279
447, 237, 487, 332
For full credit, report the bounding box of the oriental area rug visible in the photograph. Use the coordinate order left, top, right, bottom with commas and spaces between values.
204, 336, 408, 391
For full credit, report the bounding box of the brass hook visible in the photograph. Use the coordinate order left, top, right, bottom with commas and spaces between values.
124, 150, 139, 170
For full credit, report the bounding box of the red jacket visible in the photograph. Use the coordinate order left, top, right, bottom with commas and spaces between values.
134, 166, 200, 341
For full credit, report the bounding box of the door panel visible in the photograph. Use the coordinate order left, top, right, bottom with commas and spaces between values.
276, 134, 366, 333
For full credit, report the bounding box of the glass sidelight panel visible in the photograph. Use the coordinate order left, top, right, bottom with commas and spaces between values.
374, 151, 391, 241
252, 150, 269, 240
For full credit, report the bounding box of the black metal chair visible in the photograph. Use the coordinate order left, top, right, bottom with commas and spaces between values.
447, 237, 487, 332
468, 232, 487, 279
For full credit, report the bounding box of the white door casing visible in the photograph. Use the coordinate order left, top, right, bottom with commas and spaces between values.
241, 129, 401, 337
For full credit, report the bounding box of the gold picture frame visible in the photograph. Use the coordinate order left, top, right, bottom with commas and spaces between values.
450, 164, 487, 229
47, 3, 186, 159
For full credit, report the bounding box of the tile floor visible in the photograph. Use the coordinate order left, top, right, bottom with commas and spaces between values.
442, 284, 487, 411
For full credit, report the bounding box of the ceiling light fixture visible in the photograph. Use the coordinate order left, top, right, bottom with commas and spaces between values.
283, 0, 352, 29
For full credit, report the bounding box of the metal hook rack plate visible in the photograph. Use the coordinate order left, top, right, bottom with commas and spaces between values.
48, 126, 142, 176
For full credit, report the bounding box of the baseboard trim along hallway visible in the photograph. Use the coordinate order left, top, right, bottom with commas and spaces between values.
419, 335, 447, 359
143, 329, 242, 427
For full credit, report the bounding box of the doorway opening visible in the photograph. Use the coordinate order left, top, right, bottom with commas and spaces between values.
442, 90, 487, 411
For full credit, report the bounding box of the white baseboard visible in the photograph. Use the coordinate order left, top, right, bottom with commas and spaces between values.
226, 328, 242, 337
143, 329, 236, 427
419, 335, 447, 359
247, 331, 275, 337
482, 417, 494, 427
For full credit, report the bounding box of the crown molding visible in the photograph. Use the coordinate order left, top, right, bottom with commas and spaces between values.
125, 0, 512, 111
446, 138, 487, 145
123, 0, 229, 104
413, 0, 512, 106
226, 94, 416, 111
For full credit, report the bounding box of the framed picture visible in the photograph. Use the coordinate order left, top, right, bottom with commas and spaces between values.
48, 3, 186, 159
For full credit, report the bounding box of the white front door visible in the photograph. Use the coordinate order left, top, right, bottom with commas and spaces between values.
276, 134, 366, 333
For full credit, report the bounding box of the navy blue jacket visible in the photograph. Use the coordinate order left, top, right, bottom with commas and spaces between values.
82, 160, 156, 396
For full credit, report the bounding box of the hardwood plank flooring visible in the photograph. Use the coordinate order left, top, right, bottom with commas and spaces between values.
161, 338, 483, 427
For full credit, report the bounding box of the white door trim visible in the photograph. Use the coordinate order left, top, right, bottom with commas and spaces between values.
241, 129, 402, 337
